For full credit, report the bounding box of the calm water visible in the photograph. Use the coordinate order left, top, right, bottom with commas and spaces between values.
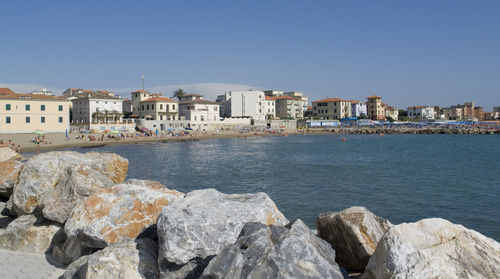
41, 134, 500, 240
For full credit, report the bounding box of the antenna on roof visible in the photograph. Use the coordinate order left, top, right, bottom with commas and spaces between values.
141, 75, 145, 90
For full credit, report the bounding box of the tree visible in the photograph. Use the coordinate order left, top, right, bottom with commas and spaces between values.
172, 88, 185, 101
386, 116, 395, 122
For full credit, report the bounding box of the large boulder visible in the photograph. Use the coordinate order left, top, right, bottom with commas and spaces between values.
0, 160, 23, 199
0, 215, 61, 253
316, 206, 392, 271
201, 220, 345, 279
0, 201, 14, 229
362, 218, 500, 279
62, 238, 159, 279
157, 189, 288, 274
9, 151, 128, 219
0, 146, 22, 162
64, 180, 183, 249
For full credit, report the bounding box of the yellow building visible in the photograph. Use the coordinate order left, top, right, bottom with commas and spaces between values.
139, 96, 179, 120
0, 88, 70, 133
366, 95, 385, 120
312, 98, 352, 120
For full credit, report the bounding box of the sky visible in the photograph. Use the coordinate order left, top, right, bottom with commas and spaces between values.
1, 0, 499, 110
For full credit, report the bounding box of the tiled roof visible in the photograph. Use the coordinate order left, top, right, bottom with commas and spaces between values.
131, 89, 149, 93
142, 96, 178, 103
312, 98, 350, 103
349, 100, 361, 104
407, 106, 429, 109
183, 93, 203, 97
0, 92, 67, 101
366, 95, 381, 99
0, 88, 16, 95
273, 96, 300, 100
180, 99, 219, 105
265, 96, 277, 100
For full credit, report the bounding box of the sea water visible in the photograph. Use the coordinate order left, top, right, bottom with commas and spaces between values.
61, 134, 500, 241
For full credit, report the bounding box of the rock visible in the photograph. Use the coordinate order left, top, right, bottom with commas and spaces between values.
362, 218, 500, 279
0, 215, 61, 253
0, 201, 14, 229
10, 151, 128, 218
157, 189, 288, 272
0, 160, 23, 199
65, 180, 183, 249
0, 146, 22, 162
201, 220, 345, 279
316, 206, 392, 271
51, 237, 97, 266
62, 238, 159, 279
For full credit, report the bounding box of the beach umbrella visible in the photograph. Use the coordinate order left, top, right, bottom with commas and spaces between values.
103, 130, 110, 133
33, 130, 45, 135
110, 130, 120, 134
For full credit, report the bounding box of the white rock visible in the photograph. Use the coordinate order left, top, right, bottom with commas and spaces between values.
0, 160, 23, 199
362, 218, 500, 279
0, 146, 22, 162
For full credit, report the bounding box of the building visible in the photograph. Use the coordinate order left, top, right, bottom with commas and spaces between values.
384, 104, 399, 120
263, 90, 283, 97
62, 88, 115, 98
179, 94, 219, 122
274, 96, 302, 119
265, 96, 276, 119
366, 95, 385, 120
473, 107, 484, 121
350, 101, 367, 118
31, 88, 53, 96
71, 94, 123, 123
444, 102, 479, 120
494, 107, 500, 113
407, 106, 435, 120
217, 91, 266, 120
122, 98, 133, 113
284, 92, 308, 117
0, 88, 70, 133
139, 96, 178, 120
312, 98, 352, 120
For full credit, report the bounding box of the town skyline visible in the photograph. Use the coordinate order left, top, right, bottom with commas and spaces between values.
1, 1, 499, 110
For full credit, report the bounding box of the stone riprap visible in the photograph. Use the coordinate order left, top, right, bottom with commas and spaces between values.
62, 238, 159, 279
317, 206, 392, 271
201, 220, 345, 279
64, 180, 183, 249
0, 146, 23, 162
362, 218, 500, 279
157, 188, 288, 269
9, 151, 128, 219
0, 215, 61, 253
0, 160, 23, 199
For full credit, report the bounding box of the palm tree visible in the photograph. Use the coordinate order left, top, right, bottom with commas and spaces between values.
172, 88, 185, 101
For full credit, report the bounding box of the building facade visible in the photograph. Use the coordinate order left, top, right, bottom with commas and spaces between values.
0, 88, 70, 133
350, 101, 367, 117
217, 91, 266, 120
366, 95, 385, 120
139, 96, 178, 120
284, 92, 308, 117
72, 95, 123, 123
312, 98, 352, 120
179, 94, 220, 122
407, 106, 435, 120
265, 96, 276, 119
274, 96, 302, 119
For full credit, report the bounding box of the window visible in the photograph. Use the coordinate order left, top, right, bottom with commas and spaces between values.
160, 104, 163, 110
41, 105, 45, 111
26, 116, 30, 123
59, 116, 63, 123
173, 105, 175, 110
142, 105, 144, 110
147, 105, 149, 110
58, 105, 63, 111
25, 104, 30, 111
41, 116, 45, 123
6, 104, 11, 110
152, 104, 154, 110
6, 116, 11, 124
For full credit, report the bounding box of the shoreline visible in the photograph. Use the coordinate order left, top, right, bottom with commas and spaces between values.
2, 126, 498, 154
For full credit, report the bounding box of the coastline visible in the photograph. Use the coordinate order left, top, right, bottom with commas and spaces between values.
2, 125, 498, 153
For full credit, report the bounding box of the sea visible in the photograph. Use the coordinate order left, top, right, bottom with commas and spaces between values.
42, 134, 500, 241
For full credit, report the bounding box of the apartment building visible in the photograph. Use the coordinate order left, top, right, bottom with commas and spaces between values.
366, 95, 385, 120
407, 106, 435, 120
217, 91, 266, 120
179, 94, 219, 122
312, 98, 351, 120
274, 96, 302, 119
350, 101, 367, 117
72, 94, 123, 123
0, 88, 70, 133
265, 96, 276, 119
139, 96, 178, 120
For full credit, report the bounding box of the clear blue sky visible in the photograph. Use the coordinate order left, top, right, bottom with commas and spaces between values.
1, 0, 499, 110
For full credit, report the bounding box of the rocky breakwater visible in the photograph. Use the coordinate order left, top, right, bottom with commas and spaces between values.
326, 127, 500, 135
0, 149, 499, 279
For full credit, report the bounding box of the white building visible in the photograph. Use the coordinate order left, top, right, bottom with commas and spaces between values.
31, 88, 54, 96
407, 106, 435, 120
350, 101, 367, 117
284, 92, 308, 117
263, 90, 284, 97
72, 94, 123, 123
179, 94, 220, 122
217, 91, 266, 120
265, 96, 276, 119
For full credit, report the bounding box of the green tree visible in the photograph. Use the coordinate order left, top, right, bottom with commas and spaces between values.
172, 88, 185, 101
386, 116, 395, 122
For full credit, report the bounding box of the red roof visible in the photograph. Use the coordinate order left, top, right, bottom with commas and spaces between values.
0, 88, 16, 95
142, 96, 178, 103
265, 96, 277, 101
366, 95, 381, 99
273, 96, 300, 100
312, 98, 350, 103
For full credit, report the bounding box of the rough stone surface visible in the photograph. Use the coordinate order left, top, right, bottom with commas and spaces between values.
157, 189, 288, 268
62, 238, 159, 279
0, 201, 14, 229
362, 218, 500, 279
0, 160, 23, 199
316, 206, 392, 271
0, 215, 61, 253
10, 151, 128, 218
201, 220, 345, 279
65, 180, 183, 249
0, 146, 23, 162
